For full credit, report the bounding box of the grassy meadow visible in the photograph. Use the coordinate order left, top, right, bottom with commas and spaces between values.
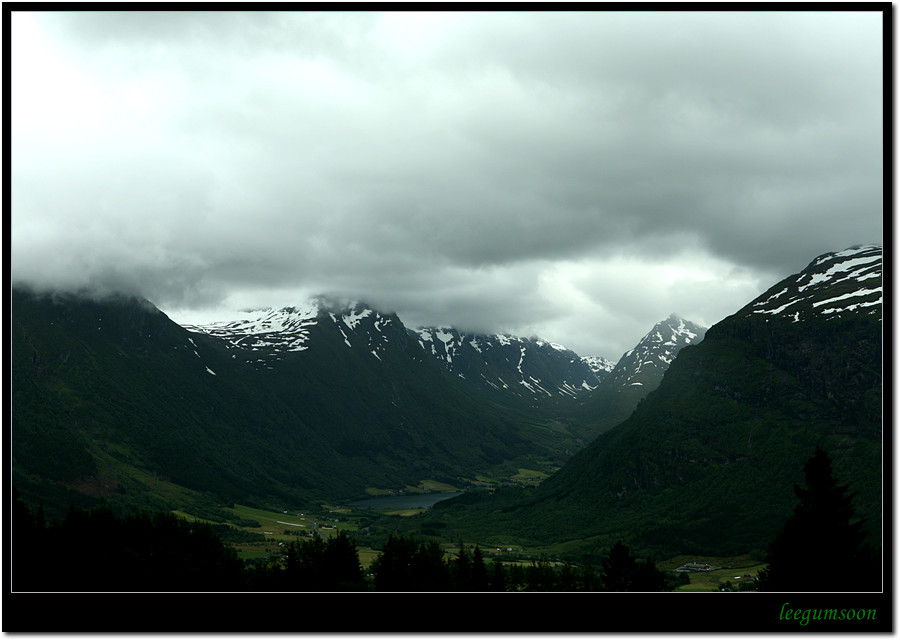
658, 555, 767, 592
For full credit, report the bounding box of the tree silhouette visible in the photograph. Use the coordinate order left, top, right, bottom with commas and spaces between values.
470, 545, 489, 591
324, 530, 366, 590
284, 536, 326, 590
757, 446, 880, 592
631, 555, 667, 591
601, 541, 637, 591
600, 541, 667, 591
410, 538, 450, 591
370, 533, 416, 591
490, 558, 507, 591
556, 561, 577, 591
11, 487, 48, 591
525, 555, 557, 591
453, 543, 472, 590
370, 533, 453, 591
13, 498, 246, 591
580, 558, 600, 591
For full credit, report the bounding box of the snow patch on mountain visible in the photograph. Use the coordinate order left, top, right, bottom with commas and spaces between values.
605, 314, 707, 388
342, 307, 372, 330
581, 354, 616, 375
413, 326, 604, 402
183, 297, 402, 365
749, 245, 882, 321
184, 300, 320, 353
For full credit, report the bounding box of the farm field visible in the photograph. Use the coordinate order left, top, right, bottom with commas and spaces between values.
174, 503, 356, 561
180, 501, 521, 569
177, 501, 768, 586
658, 555, 767, 592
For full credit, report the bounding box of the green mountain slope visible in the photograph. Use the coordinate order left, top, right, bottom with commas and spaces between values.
224, 303, 536, 482
10, 288, 534, 519
419, 246, 883, 560
12, 288, 335, 517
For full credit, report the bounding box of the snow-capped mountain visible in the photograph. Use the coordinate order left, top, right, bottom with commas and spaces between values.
570, 314, 707, 439
186, 296, 613, 407
182, 300, 321, 354
526, 245, 883, 561
412, 326, 604, 405
581, 354, 616, 377
11, 287, 543, 511
603, 314, 707, 390
739, 244, 882, 323
183, 297, 411, 367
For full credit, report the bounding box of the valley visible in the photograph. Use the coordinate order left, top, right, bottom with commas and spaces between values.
171, 495, 768, 592
10, 245, 883, 596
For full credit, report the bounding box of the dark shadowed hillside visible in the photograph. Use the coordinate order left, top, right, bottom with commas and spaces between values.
568, 314, 706, 439
415, 246, 883, 561
10, 289, 537, 519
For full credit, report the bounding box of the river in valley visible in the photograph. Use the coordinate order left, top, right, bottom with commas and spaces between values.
346, 492, 463, 510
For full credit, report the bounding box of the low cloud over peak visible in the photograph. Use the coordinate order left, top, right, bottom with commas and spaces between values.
11, 10, 883, 358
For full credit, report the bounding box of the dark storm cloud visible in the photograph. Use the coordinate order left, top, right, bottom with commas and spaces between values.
11, 10, 883, 357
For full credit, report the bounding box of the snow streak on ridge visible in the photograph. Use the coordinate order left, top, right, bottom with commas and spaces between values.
606, 314, 707, 387
750, 245, 882, 322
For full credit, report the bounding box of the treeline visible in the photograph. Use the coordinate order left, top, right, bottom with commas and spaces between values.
368, 534, 670, 592
14, 448, 881, 593
12, 488, 246, 592
12, 488, 670, 592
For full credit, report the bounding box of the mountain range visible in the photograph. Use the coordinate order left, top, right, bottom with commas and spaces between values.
11, 285, 692, 521
187, 299, 618, 409
10, 244, 882, 565
410, 326, 608, 405
417, 244, 883, 560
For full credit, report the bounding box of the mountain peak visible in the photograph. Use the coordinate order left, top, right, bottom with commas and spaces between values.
181, 296, 403, 358
742, 244, 882, 323
609, 315, 707, 387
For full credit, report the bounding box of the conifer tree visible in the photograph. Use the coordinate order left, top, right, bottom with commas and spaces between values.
284, 536, 326, 589
505, 562, 526, 591
757, 447, 879, 592
600, 541, 637, 591
324, 530, 366, 590
600, 541, 667, 591
12, 488, 48, 591
470, 545, 489, 591
557, 561, 578, 591
453, 543, 472, 590
631, 556, 668, 591
411, 539, 450, 591
579, 558, 600, 592
370, 533, 417, 591
525, 555, 556, 591
490, 559, 507, 592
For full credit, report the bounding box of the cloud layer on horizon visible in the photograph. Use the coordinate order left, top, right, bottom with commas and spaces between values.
10, 10, 883, 357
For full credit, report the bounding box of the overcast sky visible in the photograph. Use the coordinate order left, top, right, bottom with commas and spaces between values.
10, 10, 883, 359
